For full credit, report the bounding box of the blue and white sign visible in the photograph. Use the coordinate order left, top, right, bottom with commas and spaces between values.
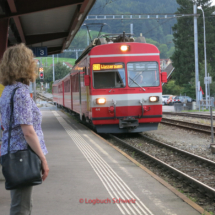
30, 47, 47, 57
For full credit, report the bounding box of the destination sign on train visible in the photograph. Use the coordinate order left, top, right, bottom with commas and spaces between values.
93, 64, 123, 70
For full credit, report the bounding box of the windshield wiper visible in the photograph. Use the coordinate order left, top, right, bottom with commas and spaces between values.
109, 87, 113, 93
129, 77, 146, 91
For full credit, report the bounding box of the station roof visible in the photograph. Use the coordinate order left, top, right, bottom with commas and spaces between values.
0, 0, 96, 55
161, 63, 175, 81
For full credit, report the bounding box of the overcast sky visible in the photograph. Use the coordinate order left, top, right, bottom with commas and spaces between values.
212, 0, 215, 5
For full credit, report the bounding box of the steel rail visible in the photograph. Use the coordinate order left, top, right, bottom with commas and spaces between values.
161, 117, 214, 134
163, 111, 214, 120
140, 134, 215, 166
61, 107, 215, 198
110, 134, 215, 198
36, 93, 53, 102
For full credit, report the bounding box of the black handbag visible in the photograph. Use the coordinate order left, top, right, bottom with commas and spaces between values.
1, 87, 42, 190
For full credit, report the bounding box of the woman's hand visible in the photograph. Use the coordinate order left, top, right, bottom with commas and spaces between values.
21, 125, 49, 181
41, 158, 49, 181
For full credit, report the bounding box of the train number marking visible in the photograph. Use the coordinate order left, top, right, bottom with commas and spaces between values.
96, 108, 100, 111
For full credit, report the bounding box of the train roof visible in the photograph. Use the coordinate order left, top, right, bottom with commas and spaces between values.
53, 79, 62, 85
75, 33, 147, 64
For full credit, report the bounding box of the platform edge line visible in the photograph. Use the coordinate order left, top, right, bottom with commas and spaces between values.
57, 110, 208, 215
90, 130, 210, 215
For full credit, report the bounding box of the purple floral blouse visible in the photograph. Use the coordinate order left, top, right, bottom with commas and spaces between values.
0, 82, 48, 156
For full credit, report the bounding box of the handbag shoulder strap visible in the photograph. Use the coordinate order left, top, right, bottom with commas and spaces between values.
7, 87, 19, 153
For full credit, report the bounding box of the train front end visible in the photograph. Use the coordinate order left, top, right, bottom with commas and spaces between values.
89, 41, 167, 133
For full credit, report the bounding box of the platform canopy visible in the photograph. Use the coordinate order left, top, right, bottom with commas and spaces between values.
0, 0, 96, 55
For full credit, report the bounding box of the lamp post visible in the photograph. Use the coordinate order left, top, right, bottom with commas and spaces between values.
197, 5, 208, 108
193, 2, 199, 108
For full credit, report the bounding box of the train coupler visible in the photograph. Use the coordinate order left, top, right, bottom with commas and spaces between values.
119, 117, 139, 129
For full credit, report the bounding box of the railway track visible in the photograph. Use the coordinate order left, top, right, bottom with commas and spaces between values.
163, 111, 215, 120
60, 107, 215, 211
161, 117, 214, 134
109, 133, 215, 199
36, 93, 53, 102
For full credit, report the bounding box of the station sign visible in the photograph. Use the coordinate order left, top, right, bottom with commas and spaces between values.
30, 47, 47, 57
204, 76, 212, 84
93, 64, 124, 71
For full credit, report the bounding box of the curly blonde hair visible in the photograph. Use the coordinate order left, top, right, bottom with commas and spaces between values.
0, 43, 37, 86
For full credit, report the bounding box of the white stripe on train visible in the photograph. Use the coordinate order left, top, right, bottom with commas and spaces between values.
89, 53, 160, 58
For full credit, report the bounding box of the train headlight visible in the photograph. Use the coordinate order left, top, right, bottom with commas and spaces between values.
120, 45, 130, 52
149, 96, 159, 102
96, 98, 106, 104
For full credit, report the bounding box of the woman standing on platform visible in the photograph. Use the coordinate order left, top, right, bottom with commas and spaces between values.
0, 43, 49, 215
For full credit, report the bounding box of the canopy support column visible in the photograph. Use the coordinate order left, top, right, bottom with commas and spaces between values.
0, 19, 9, 59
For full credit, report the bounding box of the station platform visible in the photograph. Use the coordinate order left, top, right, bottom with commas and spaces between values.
0, 109, 202, 215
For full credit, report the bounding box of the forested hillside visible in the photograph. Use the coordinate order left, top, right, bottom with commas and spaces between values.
89, 0, 178, 42
57, 0, 215, 99
66, 0, 178, 59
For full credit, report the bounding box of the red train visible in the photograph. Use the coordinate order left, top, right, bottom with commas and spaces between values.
53, 33, 167, 133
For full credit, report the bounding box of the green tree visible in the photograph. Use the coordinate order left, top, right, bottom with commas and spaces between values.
171, 0, 215, 86
145, 38, 174, 58
89, 0, 178, 43
166, 46, 175, 58
159, 44, 168, 58
162, 80, 183, 95
42, 62, 71, 83
165, 34, 174, 49
181, 83, 196, 98
145, 38, 159, 47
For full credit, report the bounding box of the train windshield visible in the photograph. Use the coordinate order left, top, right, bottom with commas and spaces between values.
93, 63, 125, 89
127, 62, 159, 87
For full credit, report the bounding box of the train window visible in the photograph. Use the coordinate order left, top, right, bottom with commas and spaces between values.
93, 63, 125, 89
127, 62, 159, 87
58, 84, 63, 93
53, 86, 58, 93
64, 80, 70, 92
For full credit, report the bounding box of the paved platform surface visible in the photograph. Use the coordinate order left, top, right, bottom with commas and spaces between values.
0, 109, 201, 215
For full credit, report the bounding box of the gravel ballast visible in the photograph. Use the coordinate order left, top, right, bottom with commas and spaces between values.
144, 122, 215, 161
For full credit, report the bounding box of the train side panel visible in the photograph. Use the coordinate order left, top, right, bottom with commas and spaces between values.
63, 75, 71, 109
52, 84, 58, 104
71, 57, 89, 119
52, 81, 63, 105
58, 82, 64, 106
71, 72, 80, 113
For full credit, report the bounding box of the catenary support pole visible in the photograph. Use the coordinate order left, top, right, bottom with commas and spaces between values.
76, 50, 78, 59
210, 106, 214, 144
52, 54, 55, 82
202, 8, 208, 108
193, 2, 200, 109
130, 23, 133, 35
87, 32, 89, 46
33, 81, 36, 102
